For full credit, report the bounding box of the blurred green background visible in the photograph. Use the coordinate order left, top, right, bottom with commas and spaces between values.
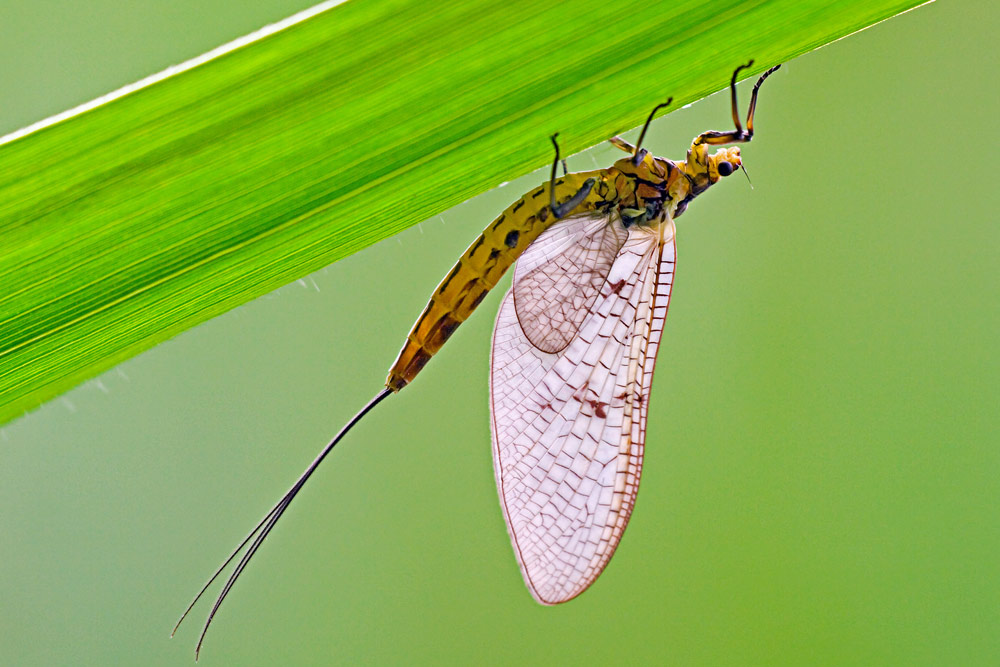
1, 0, 997, 665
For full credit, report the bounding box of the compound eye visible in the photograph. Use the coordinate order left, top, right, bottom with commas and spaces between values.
717, 161, 734, 177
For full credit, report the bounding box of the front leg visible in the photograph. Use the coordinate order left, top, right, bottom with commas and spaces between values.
695, 62, 780, 146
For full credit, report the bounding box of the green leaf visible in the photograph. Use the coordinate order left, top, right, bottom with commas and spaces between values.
0, 0, 928, 424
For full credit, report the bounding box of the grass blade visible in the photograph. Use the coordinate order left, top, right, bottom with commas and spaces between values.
0, 0, 929, 423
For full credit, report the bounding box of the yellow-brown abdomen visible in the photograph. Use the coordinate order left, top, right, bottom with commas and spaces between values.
386, 172, 607, 391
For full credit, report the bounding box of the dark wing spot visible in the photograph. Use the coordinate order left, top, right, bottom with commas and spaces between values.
609, 279, 626, 294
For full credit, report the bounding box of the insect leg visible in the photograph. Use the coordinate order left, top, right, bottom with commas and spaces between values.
548, 133, 596, 218
551, 178, 596, 219
695, 62, 780, 146
746, 64, 781, 135
729, 60, 753, 132
548, 133, 562, 214
609, 136, 635, 153
630, 97, 673, 165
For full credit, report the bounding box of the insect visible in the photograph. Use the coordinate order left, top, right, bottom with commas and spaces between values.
174, 60, 780, 656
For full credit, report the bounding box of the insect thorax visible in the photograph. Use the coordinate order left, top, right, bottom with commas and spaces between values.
602, 141, 744, 225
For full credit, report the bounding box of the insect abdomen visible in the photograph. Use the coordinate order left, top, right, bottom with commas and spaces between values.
385, 173, 604, 391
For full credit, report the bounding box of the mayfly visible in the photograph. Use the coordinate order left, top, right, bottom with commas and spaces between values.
175, 61, 780, 656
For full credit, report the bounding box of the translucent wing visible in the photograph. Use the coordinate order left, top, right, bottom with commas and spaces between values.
490, 215, 677, 604
513, 214, 628, 353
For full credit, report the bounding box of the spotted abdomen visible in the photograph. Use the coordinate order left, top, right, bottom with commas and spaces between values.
386, 172, 606, 391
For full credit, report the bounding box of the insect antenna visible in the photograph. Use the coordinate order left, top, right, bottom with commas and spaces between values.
631, 97, 673, 165
173, 387, 394, 659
